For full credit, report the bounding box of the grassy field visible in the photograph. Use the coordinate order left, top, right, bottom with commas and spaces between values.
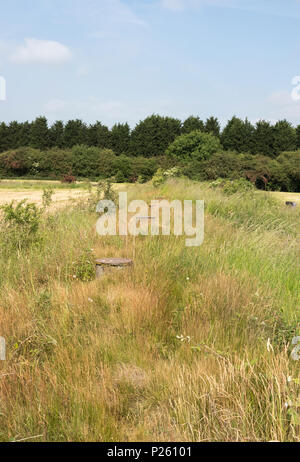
0, 179, 299, 442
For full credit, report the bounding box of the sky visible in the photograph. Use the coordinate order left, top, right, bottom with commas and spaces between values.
1, 0, 300, 128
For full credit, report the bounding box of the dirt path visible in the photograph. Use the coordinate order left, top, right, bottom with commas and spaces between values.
0, 189, 89, 210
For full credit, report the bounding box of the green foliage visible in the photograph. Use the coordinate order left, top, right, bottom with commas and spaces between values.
222, 178, 254, 195
64, 120, 88, 148
49, 121, 65, 148
221, 117, 254, 153
182, 116, 205, 134
166, 130, 221, 161
0, 200, 42, 250
253, 120, 275, 157
115, 170, 126, 183
130, 114, 181, 157
296, 125, 300, 149
152, 168, 166, 188
205, 116, 221, 137
30, 117, 49, 150
96, 179, 117, 203
268, 151, 300, 192
110, 123, 131, 155
0, 115, 299, 163
164, 166, 182, 178
273, 120, 297, 156
72, 249, 95, 282
42, 187, 54, 209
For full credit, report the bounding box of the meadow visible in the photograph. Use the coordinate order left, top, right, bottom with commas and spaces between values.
0, 179, 299, 442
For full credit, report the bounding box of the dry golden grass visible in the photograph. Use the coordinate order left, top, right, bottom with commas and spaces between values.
0, 179, 299, 442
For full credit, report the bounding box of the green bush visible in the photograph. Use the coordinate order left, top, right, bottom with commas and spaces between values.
222, 178, 254, 195
268, 151, 300, 192
0, 200, 42, 250
72, 249, 95, 282
152, 168, 166, 188
209, 178, 254, 195
166, 130, 221, 162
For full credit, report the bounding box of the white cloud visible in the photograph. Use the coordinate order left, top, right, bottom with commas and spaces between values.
11, 39, 72, 64
267, 90, 300, 122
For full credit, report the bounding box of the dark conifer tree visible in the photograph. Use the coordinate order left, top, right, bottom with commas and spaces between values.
110, 123, 131, 155
0, 122, 8, 152
273, 120, 296, 156
130, 114, 181, 157
182, 116, 205, 134
64, 119, 88, 147
205, 116, 221, 138
49, 121, 65, 148
30, 117, 49, 149
253, 120, 275, 156
221, 116, 254, 153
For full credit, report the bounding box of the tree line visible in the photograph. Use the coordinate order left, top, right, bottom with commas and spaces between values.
1, 114, 300, 158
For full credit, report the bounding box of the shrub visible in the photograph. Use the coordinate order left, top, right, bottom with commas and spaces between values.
72, 249, 95, 282
210, 178, 254, 195
152, 168, 166, 188
62, 174, 76, 184
115, 170, 126, 183
166, 130, 221, 162
42, 187, 54, 209
268, 151, 300, 192
0, 200, 42, 250
164, 166, 182, 178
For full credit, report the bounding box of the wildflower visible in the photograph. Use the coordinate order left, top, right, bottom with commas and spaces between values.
176, 335, 191, 343
73, 275, 77, 279
287, 376, 293, 383
88, 298, 94, 303
284, 400, 292, 409
186, 277, 190, 281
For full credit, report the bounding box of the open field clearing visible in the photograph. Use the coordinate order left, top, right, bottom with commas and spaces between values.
270, 191, 300, 204
0, 188, 89, 210
0, 179, 299, 442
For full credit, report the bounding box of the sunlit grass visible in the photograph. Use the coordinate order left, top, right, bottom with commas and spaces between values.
0, 179, 299, 442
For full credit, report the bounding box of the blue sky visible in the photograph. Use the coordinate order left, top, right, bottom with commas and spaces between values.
1, 0, 300, 127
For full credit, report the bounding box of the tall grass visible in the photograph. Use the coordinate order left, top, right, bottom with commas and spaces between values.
0, 179, 299, 442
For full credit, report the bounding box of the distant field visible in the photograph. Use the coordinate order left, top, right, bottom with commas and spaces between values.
270, 191, 300, 204
0, 180, 90, 210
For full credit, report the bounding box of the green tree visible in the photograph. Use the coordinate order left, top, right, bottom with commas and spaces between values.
30, 117, 49, 150
205, 116, 221, 138
6, 121, 25, 149
253, 120, 275, 156
110, 123, 130, 155
273, 120, 296, 156
182, 116, 205, 134
221, 116, 254, 153
19, 121, 32, 147
49, 121, 65, 148
296, 125, 300, 149
166, 130, 221, 161
64, 119, 88, 148
87, 122, 111, 149
130, 115, 181, 157
0, 122, 9, 152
